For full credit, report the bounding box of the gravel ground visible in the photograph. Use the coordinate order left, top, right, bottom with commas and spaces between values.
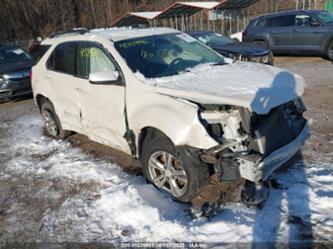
0, 57, 332, 247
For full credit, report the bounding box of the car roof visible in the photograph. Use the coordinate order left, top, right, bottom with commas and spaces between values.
253, 9, 325, 20
42, 27, 180, 45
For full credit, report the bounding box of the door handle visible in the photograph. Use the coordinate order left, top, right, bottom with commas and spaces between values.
293, 29, 300, 32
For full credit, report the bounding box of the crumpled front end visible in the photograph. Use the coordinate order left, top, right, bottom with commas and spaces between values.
189, 98, 310, 215
199, 97, 310, 183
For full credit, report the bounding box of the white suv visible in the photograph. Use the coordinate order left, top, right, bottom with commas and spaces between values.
32, 28, 309, 207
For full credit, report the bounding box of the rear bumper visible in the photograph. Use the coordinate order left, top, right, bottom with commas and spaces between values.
238, 122, 310, 182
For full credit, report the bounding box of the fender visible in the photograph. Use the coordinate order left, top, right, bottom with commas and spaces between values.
127, 94, 218, 153
250, 35, 272, 48
321, 34, 333, 54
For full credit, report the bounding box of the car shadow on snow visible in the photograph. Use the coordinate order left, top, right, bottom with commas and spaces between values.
250, 71, 313, 248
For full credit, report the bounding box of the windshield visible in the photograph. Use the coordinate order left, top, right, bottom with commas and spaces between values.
114, 33, 225, 78
313, 11, 333, 24
0, 47, 31, 64
193, 32, 234, 48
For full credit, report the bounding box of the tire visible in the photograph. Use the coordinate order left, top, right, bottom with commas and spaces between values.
141, 136, 210, 202
326, 40, 333, 61
252, 40, 270, 49
41, 100, 71, 139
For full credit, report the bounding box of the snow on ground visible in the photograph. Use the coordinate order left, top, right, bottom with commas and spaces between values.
0, 110, 332, 246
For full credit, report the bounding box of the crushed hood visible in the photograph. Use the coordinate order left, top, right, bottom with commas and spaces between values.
141, 62, 305, 115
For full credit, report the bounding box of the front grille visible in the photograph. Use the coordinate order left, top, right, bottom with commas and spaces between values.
241, 102, 307, 157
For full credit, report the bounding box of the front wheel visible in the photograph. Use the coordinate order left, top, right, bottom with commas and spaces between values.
141, 137, 210, 202
326, 40, 333, 61
252, 40, 270, 49
41, 100, 71, 139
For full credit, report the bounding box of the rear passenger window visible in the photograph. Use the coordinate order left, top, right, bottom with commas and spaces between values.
256, 18, 269, 27
270, 15, 295, 27
48, 42, 77, 75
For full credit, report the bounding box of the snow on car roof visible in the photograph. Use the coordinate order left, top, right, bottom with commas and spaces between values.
42, 27, 180, 44
90, 27, 179, 41
128, 11, 162, 19
177, 1, 222, 9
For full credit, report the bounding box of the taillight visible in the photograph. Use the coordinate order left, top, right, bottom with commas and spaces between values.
29, 69, 32, 80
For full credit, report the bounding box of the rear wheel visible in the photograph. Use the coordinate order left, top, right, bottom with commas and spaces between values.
141, 136, 210, 202
41, 100, 71, 139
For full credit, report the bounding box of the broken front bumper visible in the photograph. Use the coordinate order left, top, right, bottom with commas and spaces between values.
238, 122, 311, 182
0, 80, 32, 100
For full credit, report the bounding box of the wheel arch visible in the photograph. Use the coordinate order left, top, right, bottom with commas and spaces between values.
322, 34, 333, 55
138, 126, 174, 158
251, 36, 271, 48
35, 94, 48, 111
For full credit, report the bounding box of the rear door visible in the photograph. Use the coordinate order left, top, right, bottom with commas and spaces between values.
268, 15, 295, 51
74, 41, 129, 152
292, 14, 326, 52
44, 42, 82, 129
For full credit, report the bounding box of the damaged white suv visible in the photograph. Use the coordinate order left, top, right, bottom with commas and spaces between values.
32, 28, 310, 211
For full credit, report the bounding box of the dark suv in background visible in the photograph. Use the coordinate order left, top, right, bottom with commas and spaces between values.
243, 10, 333, 60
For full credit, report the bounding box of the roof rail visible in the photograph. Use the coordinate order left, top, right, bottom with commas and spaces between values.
49, 28, 89, 38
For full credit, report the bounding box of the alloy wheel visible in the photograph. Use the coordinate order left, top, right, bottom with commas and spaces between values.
42, 110, 58, 137
148, 151, 188, 198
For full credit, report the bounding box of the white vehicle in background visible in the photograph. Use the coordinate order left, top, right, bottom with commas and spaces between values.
31, 27, 309, 213
230, 31, 243, 42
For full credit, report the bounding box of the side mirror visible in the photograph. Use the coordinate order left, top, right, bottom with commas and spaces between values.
310, 20, 320, 27
89, 70, 121, 85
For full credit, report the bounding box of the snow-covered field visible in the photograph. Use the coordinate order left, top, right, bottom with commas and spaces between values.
0, 57, 332, 247
0, 105, 331, 247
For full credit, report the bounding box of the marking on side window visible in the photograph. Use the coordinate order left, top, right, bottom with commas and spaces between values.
119, 40, 148, 49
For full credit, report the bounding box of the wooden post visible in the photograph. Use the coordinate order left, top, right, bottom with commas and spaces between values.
201, 11, 204, 30
229, 13, 232, 36
212, 10, 216, 32
221, 13, 224, 35
237, 12, 240, 32
175, 15, 178, 30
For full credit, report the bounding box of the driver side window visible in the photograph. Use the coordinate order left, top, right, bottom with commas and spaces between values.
77, 43, 118, 78
296, 15, 316, 26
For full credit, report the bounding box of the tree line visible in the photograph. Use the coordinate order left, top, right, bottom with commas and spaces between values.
0, 0, 321, 44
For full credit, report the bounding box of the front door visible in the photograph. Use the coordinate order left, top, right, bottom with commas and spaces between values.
74, 41, 129, 153
292, 14, 326, 52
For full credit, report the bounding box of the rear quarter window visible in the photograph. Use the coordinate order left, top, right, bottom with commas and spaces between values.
47, 42, 77, 75
256, 18, 270, 27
